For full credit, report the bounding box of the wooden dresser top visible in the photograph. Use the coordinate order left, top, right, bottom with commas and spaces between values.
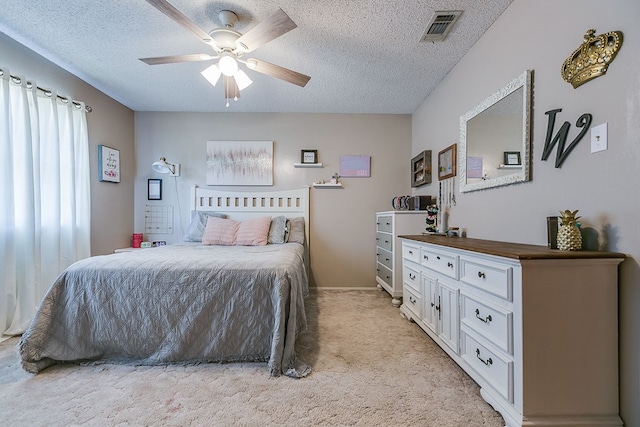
399, 235, 626, 261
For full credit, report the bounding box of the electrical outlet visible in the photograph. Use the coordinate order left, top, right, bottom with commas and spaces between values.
591, 123, 608, 153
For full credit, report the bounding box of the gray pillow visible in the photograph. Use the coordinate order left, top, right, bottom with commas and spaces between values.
287, 217, 305, 245
183, 210, 226, 242
267, 215, 287, 244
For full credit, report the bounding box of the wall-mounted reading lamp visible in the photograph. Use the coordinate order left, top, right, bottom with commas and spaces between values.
152, 157, 180, 176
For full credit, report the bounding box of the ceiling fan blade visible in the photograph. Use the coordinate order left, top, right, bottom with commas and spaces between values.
246, 59, 311, 87
223, 76, 240, 101
235, 9, 297, 53
145, 0, 216, 47
140, 53, 215, 65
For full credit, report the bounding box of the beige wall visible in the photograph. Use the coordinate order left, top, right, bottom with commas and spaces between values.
134, 112, 412, 288
0, 32, 136, 256
412, 0, 640, 424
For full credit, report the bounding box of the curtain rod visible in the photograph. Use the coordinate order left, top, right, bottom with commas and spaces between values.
0, 69, 92, 113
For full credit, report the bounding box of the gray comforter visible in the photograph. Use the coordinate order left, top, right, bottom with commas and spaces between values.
19, 243, 310, 377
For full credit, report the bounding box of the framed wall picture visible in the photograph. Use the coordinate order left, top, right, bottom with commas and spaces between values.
206, 140, 273, 186
148, 179, 162, 200
340, 155, 371, 177
301, 149, 318, 164
504, 151, 522, 165
98, 144, 120, 183
438, 144, 457, 181
411, 150, 432, 187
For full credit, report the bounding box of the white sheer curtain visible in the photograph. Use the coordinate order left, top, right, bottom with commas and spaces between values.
0, 68, 91, 340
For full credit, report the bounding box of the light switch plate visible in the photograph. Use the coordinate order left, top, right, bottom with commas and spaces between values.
591, 123, 608, 153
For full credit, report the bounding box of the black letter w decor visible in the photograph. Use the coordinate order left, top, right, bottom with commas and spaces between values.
541, 109, 592, 168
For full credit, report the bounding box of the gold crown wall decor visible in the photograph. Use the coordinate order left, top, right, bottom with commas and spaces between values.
561, 29, 623, 89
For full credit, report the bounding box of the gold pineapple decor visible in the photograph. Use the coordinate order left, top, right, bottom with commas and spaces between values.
557, 209, 582, 251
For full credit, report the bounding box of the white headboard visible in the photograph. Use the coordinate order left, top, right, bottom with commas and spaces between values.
190, 185, 310, 259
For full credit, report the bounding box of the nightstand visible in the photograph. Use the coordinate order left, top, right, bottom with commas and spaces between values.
113, 247, 142, 253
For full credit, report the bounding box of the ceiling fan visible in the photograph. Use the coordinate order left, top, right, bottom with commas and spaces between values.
139, 0, 311, 106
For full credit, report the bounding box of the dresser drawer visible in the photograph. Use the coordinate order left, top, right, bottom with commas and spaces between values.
376, 232, 393, 251
402, 262, 421, 294
421, 247, 458, 280
461, 330, 514, 403
376, 216, 393, 232
460, 292, 513, 354
376, 247, 393, 270
403, 286, 422, 319
402, 243, 420, 264
460, 256, 512, 301
377, 264, 392, 286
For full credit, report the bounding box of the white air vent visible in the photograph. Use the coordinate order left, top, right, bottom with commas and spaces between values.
420, 11, 463, 42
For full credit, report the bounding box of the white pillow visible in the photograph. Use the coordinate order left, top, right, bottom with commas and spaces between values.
183, 211, 225, 242
286, 217, 305, 244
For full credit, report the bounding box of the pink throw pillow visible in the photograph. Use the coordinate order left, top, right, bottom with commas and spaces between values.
236, 216, 271, 246
202, 217, 239, 246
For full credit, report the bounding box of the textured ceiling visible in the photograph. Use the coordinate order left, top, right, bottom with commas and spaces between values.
0, 0, 513, 114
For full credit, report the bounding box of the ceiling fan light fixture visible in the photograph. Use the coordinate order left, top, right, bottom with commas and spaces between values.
235, 69, 253, 90
201, 64, 221, 86
140, 2, 311, 105
219, 52, 238, 76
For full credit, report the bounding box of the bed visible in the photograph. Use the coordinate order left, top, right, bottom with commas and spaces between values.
19, 186, 311, 378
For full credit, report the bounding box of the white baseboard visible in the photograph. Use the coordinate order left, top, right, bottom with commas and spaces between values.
309, 286, 380, 292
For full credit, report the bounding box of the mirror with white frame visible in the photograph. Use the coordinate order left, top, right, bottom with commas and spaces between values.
459, 70, 532, 193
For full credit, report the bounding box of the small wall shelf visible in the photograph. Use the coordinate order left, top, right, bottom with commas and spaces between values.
497, 164, 522, 169
313, 183, 343, 188
294, 163, 324, 168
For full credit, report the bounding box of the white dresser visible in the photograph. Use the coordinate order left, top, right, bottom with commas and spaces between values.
375, 211, 426, 306
400, 235, 624, 427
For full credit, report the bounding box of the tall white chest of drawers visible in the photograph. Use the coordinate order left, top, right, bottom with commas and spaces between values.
399, 235, 625, 427
375, 211, 425, 306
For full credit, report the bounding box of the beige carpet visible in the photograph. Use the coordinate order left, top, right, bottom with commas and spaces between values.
0, 289, 504, 426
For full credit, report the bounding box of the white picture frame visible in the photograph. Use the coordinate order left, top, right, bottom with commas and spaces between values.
98, 144, 120, 183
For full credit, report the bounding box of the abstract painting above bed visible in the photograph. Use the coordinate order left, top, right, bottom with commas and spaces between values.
19, 243, 310, 377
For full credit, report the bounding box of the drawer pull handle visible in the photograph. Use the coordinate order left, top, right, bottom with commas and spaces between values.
475, 308, 492, 323
423, 255, 428, 260
431, 302, 435, 307
437, 256, 441, 260
476, 349, 493, 366
409, 296, 416, 304
409, 273, 416, 280
385, 258, 390, 262
477, 271, 486, 279
447, 262, 453, 268
408, 250, 413, 255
